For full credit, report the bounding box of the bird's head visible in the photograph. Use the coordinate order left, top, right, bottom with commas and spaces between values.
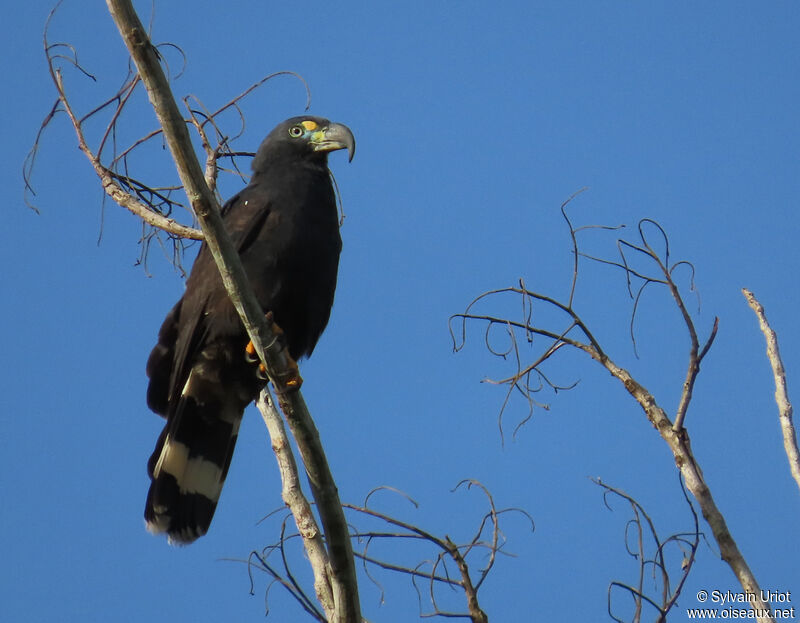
253, 116, 355, 171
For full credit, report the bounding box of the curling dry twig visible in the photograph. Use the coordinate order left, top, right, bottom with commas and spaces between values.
26, 5, 313, 272
594, 477, 700, 623
343, 482, 532, 622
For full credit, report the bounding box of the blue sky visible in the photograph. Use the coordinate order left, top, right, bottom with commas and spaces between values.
3, 2, 799, 621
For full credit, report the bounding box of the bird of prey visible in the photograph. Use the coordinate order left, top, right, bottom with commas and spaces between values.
143, 116, 355, 544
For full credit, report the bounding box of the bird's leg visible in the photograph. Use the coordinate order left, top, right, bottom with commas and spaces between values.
244, 313, 303, 393
268, 321, 304, 393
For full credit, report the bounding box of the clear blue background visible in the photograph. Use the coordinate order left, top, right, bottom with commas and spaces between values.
3, 2, 799, 621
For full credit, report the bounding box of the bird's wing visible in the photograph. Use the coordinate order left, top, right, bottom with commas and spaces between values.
146, 187, 274, 416
144, 187, 277, 542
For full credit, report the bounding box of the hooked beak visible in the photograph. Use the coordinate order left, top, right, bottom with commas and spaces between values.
312, 122, 356, 162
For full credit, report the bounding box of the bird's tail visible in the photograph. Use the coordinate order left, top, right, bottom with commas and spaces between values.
144, 367, 245, 545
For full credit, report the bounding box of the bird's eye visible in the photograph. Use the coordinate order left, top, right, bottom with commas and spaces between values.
288, 125, 304, 138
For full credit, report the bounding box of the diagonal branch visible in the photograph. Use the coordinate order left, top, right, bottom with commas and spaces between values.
256, 392, 333, 614
104, 1, 361, 621
742, 288, 800, 494
46, 65, 202, 239
598, 357, 774, 622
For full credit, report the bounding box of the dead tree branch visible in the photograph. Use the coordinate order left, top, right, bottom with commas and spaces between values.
242, 480, 532, 622
353, 481, 500, 622
451, 196, 774, 622
246, 515, 327, 620
257, 392, 333, 616
593, 477, 700, 623
26, 4, 203, 241
742, 288, 800, 494
346, 483, 531, 622
26, 4, 310, 273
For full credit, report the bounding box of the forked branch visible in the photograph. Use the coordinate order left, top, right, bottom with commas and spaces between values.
594, 477, 700, 623
452, 196, 774, 622
245, 482, 531, 622
26, 3, 310, 272
25, 5, 202, 241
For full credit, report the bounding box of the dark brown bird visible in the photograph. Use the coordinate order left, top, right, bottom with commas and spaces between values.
143, 116, 355, 544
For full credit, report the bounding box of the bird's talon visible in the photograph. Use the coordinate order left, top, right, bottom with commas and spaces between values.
275, 370, 303, 393
274, 351, 303, 393
244, 320, 302, 392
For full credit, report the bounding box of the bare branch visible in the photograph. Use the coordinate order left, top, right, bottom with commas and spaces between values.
743, 288, 800, 494
205, 70, 311, 124
594, 477, 700, 623
453, 202, 775, 622
256, 392, 334, 617
245, 481, 522, 622
47, 62, 202, 239
28, 5, 203, 241
183, 95, 221, 194
599, 349, 773, 621
344, 482, 531, 622
246, 519, 326, 621
673, 316, 718, 431
560, 186, 590, 307
30, 7, 313, 272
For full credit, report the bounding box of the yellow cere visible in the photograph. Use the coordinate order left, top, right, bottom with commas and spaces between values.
301, 120, 318, 131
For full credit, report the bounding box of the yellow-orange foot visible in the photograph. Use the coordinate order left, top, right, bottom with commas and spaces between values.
244, 319, 303, 393
244, 340, 268, 377
274, 355, 303, 393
